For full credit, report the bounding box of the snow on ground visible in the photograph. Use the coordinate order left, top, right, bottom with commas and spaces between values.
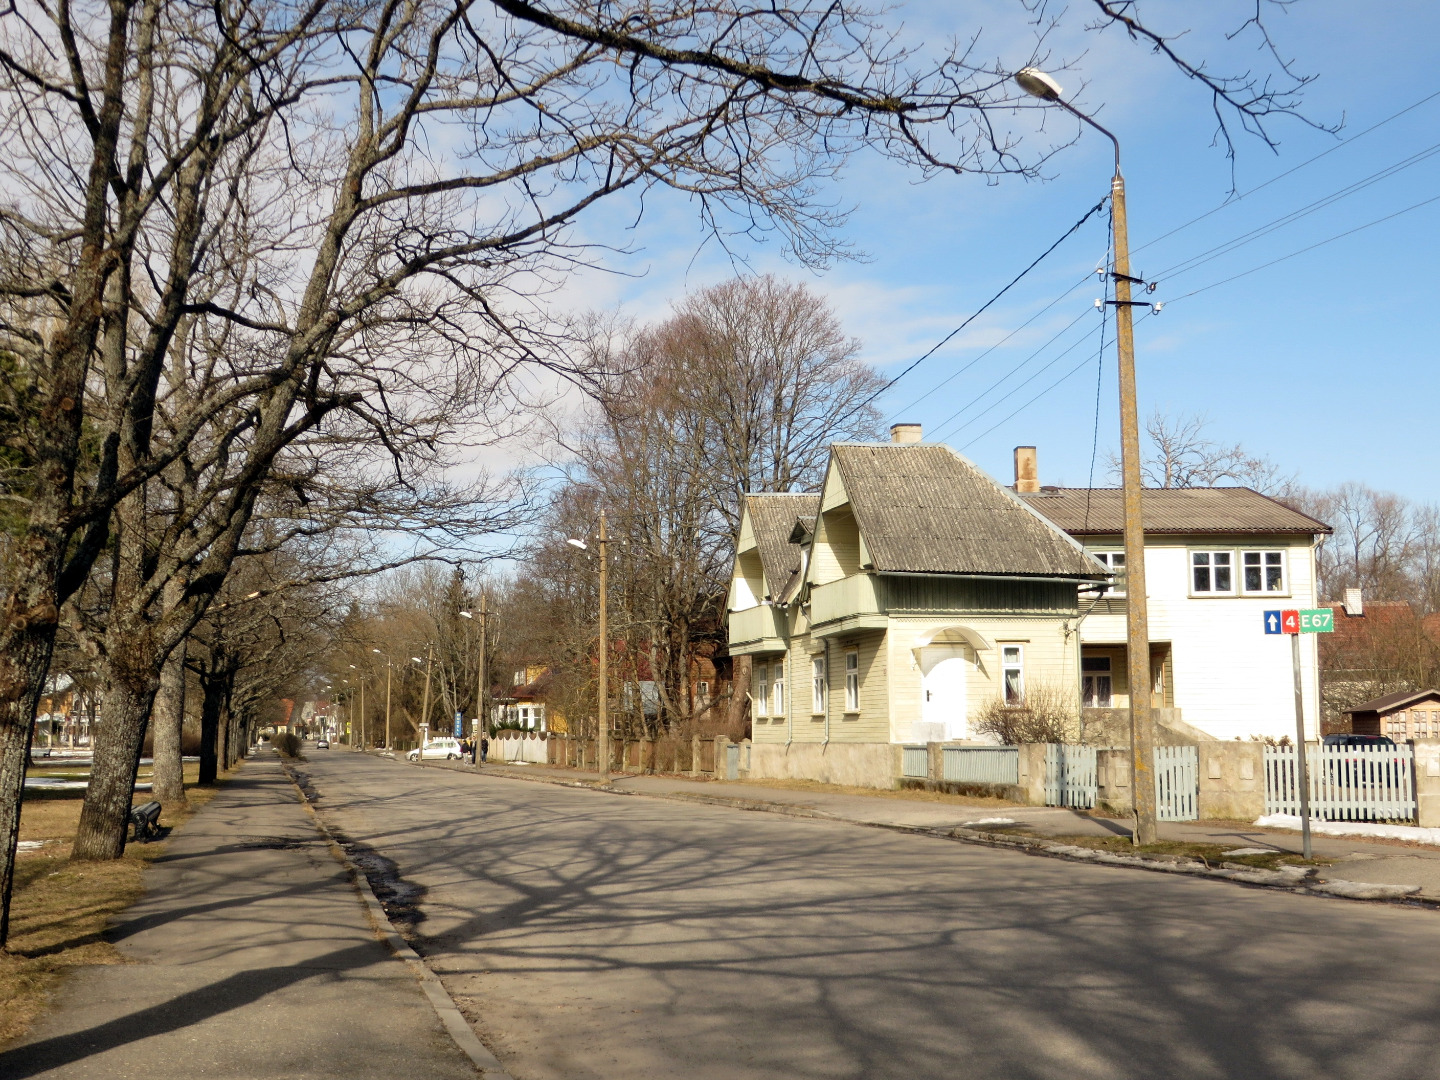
1255, 814, 1440, 847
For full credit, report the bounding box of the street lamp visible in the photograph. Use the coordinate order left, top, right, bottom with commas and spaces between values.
1016, 67, 1158, 845
460, 597, 490, 763
373, 648, 394, 750
348, 664, 365, 749
568, 511, 611, 781
412, 647, 433, 761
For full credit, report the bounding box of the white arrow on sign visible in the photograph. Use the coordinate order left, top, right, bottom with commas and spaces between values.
1266, 612, 1279, 633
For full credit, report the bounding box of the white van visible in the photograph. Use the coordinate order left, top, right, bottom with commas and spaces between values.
407, 737, 463, 761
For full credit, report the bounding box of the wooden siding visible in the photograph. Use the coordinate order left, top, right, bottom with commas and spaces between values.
829, 631, 888, 742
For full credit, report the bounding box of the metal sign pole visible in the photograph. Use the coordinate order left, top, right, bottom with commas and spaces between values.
1290, 630, 1313, 860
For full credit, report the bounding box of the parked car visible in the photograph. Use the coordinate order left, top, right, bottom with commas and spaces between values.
315, 737, 330, 749
1322, 734, 1397, 749
407, 737, 462, 761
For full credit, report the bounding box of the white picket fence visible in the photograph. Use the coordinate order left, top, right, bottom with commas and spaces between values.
1155, 745, 1198, 821
1264, 744, 1416, 821
1044, 744, 1097, 808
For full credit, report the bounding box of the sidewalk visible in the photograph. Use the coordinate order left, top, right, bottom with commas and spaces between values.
0, 756, 479, 1080
457, 759, 1440, 899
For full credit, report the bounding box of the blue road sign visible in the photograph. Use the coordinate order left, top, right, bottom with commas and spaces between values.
453, 711, 463, 737
1263, 610, 1283, 635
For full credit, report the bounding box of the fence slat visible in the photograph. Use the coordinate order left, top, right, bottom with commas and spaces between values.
902, 746, 929, 779
1044, 745, 1096, 808
1264, 744, 1415, 821
942, 747, 1019, 785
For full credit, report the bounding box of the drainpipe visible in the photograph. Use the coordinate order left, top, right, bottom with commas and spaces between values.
785, 648, 793, 747
822, 639, 831, 748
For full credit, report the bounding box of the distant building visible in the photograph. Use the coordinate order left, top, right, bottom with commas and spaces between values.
1346, 688, 1440, 739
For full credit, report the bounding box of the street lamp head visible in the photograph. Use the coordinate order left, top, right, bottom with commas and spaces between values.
566, 537, 588, 551
349, 664, 357, 669
1015, 67, 1063, 101
372, 648, 383, 655
459, 610, 473, 619
411, 657, 424, 664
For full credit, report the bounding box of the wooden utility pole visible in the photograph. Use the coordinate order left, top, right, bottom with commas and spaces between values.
598, 511, 611, 782
476, 591, 488, 760
1014, 67, 1157, 846
418, 642, 433, 761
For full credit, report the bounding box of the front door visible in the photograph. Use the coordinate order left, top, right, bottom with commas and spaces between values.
922, 654, 968, 741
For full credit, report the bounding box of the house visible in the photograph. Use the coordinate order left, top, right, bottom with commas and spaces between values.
1012, 446, 1332, 741
1319, 592, 1440, 729
1346, 688, 1440, 739
727, 425, 1108, 787
492, 665, 554, 731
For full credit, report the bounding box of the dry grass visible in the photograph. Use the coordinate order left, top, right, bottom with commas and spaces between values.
697, 775, 1024, 808
0, 760, 231, 1048
1049, 833, 1333, 870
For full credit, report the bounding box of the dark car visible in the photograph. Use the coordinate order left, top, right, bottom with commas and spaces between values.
1322, 734, 1396, 749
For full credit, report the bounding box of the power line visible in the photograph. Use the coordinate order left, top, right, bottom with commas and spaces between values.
863, 199, 1108, 411
1134, 87, 1440, 256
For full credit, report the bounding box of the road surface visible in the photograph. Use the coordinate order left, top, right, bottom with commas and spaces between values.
300, 751, 1440, 1080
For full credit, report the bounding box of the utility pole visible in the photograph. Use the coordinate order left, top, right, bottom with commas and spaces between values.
599, 511, 610, 783
477, 590, 488, 751
374, 648, 393, 751
358, 673, 366, 750
1016, 66, 1157, 844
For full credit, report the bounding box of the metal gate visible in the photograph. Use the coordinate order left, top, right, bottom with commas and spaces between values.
1265, 744, 1415, 821
941, 746, 1019, 784
725, 743, 740, 780
1155, 745, 1198, 821
1044, 744, 1097, 808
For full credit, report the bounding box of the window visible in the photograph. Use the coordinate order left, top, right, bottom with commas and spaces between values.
755, 663, 769, 717
1191, 551, 1234, 594
1242, 550, 1287, 594
1091, 551, 1126, 596
1081, 656, 1112, 708
1002, 645, 1024, 705
696, 680, 710, 704
811, 656, 826, 715
771, 666, 785, 716
844, 650, 859, 712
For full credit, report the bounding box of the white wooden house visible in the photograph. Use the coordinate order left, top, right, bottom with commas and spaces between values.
1012, 446, 1332, 741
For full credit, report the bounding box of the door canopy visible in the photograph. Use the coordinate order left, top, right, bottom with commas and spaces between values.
911, 625, 994, 666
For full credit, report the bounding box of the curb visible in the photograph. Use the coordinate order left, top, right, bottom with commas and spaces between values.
280, 759, 514, 1080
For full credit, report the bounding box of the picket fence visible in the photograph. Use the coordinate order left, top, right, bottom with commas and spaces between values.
1264, 744, 1416, 821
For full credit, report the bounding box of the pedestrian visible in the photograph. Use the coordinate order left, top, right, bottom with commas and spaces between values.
480, 734, 489, 764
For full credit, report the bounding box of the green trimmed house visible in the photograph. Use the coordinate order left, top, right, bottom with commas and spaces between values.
727, 425, 1109, 788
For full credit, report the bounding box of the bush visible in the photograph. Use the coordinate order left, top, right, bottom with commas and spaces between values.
970, 682, 1080, 744
271, 732, 304, 759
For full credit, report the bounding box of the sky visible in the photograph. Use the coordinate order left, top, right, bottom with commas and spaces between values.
518, 0, 1440, 509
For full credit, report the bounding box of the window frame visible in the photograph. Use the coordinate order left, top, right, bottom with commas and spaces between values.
1240, 549, 1288, 596
1190, 549, 1237, 596
1001, 644, 1024, 706
771, 663, 785, 717
844, 649, 860, 713
1080, 655, 1113, 709
811, 656, 826, 716
755, 663, 770, 718
1089, 550, 1127, 597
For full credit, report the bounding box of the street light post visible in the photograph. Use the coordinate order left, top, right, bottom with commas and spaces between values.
373, 648, 393, 750
348, 664, 365, 749
415, 644, 434, 762
460, 590, 490, 766
569, 510, 611, 782
1016, 67, 1158, 845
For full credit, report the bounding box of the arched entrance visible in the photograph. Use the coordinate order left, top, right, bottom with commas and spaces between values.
914, 626, 994, 743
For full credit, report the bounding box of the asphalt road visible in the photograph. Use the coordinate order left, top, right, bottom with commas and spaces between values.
300, 751, 1440, 1080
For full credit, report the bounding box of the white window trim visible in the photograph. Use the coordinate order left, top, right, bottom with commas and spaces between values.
811, 656, 826, 716
1240, 549, 1289, 596
1090, 550, 1127, 597
1001, 644, 1024, 706
1189, 549, 1237, 597
844, 649, 860, 713
771, 664, 785, 717
755, 663, 770, 718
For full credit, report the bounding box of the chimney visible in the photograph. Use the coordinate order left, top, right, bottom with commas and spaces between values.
1013, 446, 1039, 493
890, 423, 922, 444
1343, 587, 1364, 617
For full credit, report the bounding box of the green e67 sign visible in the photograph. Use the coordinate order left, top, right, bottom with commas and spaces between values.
1263, 608, 1333, 635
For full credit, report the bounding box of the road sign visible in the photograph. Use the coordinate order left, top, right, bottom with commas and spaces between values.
1299, 608, 1334, 633
1280, 609, 1300, 634
453, 710, 464, 737
1263, 610, 1282, 634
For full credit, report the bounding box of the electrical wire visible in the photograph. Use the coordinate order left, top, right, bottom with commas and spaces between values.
860, 199, 1108, 410
1084, 230, 1111, 532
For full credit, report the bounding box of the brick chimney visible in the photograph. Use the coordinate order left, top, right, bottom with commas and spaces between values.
890, 423, 922, 444
1013, 446, 1039, 493
1343, 587, 1364, 617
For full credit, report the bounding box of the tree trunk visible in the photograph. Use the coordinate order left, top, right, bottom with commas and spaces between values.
73, 675, 157, 860
199, 669, 222, 786
0, 653, 44, 945
151, 641, 188, 806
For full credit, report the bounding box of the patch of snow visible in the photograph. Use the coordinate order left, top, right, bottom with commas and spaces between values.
962, 818, 1018, 828
1255, 814, 1440, 847
1222, 847, 1278, 857
16, 840, 53, 852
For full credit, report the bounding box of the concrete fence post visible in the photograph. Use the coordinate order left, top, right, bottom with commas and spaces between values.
691, 734, 702, 776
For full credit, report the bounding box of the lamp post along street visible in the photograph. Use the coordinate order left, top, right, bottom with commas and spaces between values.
477, 593, 488, 752
418, 643, 434, 762
373, 648, 393, 750
1016, 67, 1157, 844
598, 512, 610, 783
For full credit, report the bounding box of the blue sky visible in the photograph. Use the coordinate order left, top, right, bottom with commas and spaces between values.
533, 1, 1439, 506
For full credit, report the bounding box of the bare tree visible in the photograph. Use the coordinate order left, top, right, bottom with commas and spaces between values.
1108, 410, 1295, 493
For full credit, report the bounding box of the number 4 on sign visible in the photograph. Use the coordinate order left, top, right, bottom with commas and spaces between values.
1281, 610, 1300, 634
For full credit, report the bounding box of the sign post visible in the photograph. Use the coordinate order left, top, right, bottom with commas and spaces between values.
1266, 608, 1334, 859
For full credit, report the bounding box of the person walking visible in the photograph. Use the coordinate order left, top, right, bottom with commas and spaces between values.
479, 734, 489, 765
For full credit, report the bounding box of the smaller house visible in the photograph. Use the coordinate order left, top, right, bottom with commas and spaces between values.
1346, 689, 1440, 739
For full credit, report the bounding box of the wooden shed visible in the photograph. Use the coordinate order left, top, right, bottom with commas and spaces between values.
1346, 688, 1440, 739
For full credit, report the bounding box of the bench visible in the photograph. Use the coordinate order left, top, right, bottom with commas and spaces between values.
129, 800, 162, 843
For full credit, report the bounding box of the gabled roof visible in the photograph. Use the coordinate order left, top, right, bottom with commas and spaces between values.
1017, 487, 1330, 536
829, 444, 1104, 579
1345, 688, 1440, 716
743, 492, 820, 601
